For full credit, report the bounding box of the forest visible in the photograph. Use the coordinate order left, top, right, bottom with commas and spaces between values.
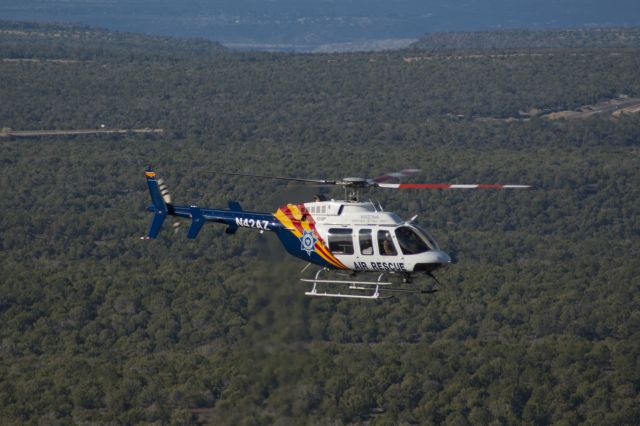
411, 27, 640, 50
1, 22, 639, 424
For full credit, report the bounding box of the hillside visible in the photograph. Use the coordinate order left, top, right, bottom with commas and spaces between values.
0, 20, 227, 60
1, 22, 639, 424
411, 27, 640, 50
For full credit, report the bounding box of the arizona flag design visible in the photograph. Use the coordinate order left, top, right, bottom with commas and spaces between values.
274, 204, 348, 270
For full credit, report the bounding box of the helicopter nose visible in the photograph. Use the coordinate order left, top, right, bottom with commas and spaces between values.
414, 250, 452, 273
436, 250, 452, 265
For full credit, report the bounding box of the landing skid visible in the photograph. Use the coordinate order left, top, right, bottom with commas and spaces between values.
300, 268, 443, 300
301, 269, 393, 300
381, 287, 439, 295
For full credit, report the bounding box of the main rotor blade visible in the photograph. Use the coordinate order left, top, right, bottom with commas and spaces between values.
203, 170, 336, 185
270, 184, 329, 205
371, 168, 421, 183
377, 183, 531, 189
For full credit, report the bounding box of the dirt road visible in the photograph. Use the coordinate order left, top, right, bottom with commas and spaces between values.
0, 128, 164, 138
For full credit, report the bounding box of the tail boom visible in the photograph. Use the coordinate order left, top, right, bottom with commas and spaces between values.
169, 204, 279, 237
144, 168, 279, 239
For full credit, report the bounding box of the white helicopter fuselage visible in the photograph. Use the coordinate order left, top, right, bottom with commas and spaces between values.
302, 200, 451, 274
145, 167, 527, 299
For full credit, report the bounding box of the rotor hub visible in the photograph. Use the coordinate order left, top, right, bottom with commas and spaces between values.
340, 177, 371, 187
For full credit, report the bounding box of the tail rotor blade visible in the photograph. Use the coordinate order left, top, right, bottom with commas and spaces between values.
172, 220, 181, 234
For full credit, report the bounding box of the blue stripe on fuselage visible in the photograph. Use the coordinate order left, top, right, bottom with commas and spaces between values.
167, 204, 334, 268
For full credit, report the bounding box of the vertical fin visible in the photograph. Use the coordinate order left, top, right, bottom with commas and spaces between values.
145, 167, 169, 238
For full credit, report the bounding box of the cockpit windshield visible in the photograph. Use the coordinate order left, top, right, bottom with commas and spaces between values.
395, 226, 435, 255
414, 225, 440, 250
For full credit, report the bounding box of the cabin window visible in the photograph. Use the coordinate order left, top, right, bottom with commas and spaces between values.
328, 228, 354, 255
395, 226, 430, 255
377, 230, 397, 256
359, 229, 373, 255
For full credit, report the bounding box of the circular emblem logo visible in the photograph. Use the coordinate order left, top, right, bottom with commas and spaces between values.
299, 230, 318, 256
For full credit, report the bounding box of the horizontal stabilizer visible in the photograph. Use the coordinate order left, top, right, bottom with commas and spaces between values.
187, 206, 205, 239
228, 201, 243, 211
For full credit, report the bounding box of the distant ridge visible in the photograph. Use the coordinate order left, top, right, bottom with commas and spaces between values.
0, 20, 227, 60
411, 28, 640, 50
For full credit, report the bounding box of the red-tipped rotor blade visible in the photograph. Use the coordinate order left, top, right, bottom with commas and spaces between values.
378, 183, 531, 189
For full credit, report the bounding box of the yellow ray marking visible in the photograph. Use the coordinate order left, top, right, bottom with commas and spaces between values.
288, 204, 304, 220
300, 220, 312, 233
274, 209, 301, 237
314, 249, 343, 269
274, 207, 348, 269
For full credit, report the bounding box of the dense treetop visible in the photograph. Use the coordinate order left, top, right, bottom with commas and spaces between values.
1, 22, 639, 424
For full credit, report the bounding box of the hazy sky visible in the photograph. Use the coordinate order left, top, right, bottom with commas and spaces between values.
2, 0, 640, 49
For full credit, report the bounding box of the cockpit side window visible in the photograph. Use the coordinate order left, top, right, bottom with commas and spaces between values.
359, 229, 373, 255
395, 226, 431, 255
328, 228, 354, 255
377, 230, 397, 256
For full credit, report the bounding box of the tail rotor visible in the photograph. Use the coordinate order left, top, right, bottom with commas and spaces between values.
144, 167, 184, 238
158, 178, 172, 204
157, 178, 182, 234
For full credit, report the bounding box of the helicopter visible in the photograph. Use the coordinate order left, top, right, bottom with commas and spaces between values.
143, 167, 529, 299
